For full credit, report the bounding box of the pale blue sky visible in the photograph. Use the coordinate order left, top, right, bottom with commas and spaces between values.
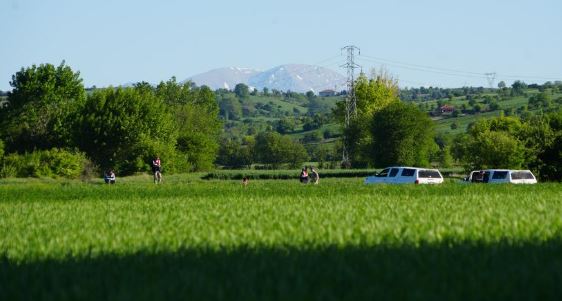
1, 0, 561, 90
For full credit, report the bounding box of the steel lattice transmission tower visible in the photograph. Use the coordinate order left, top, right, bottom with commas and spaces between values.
340, 45, 361, 167
485, 72, 497, 89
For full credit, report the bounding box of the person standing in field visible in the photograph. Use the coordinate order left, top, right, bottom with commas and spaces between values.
152, 156, 162, 184
310, 166, 319, 185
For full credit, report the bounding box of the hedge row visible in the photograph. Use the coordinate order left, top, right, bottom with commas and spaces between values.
203, 168, 463, 180
203, 169, 380, 180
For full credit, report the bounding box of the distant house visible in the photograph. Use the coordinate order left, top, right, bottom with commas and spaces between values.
318, 89, 336, 97
440, 105, 455, 114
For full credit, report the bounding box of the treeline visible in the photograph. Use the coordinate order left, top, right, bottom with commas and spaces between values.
216, 132, 309, 169
0, 62, 221, 178
340, 73, 562, 181
401, 86, 487, 101
400, 80, 562, 102
451, 113, 562, 181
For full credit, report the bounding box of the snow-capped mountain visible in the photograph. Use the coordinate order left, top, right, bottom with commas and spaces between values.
187, 67, 261, 90
186, 64, 346, 93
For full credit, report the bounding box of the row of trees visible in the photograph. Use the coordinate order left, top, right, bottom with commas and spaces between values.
340, 71, 562, 181
400, 81, 562, 102
217, 131, 309, 169
0, 62, 221, 176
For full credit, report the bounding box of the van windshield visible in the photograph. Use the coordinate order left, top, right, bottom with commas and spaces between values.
418, 170, 442, 178
511, 171, 534, 180
376, 169, 389, 177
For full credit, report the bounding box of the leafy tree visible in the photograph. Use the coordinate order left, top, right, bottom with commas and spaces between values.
528, 92, 552, 109
369, 102, 436, 167
498, 81, 506, 89
217, 139, 253, 168
274, 117, 295, 134
219, 94, 242, 121
171, 86, 221, 171
521, 112, 561, 181
254, 132, 309, 168
234, 83, 250, 99
302, 114, 324, 131
489, 101, 501, 111
1, 62, 85, 152
511, 80, 527, 96
336, 71, 400, 166
155, 77, 194, 105
75, 87, 178, 174
452, 116, 527, 170
473, 104, 482, 113
306, 91, 315, 101
454, 131, 525, 171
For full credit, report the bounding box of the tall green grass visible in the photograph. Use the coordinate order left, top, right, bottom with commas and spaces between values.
1, 178, 561, 300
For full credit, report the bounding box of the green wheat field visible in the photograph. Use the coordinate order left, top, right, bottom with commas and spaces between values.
1, 176, 561, 300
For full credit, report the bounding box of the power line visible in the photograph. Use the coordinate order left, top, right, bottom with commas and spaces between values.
360, 54, 484, 76
358, 54, 561, 82
356, 56, 488, 79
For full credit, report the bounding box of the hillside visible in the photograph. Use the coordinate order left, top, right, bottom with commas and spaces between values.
218, 86, 562, 166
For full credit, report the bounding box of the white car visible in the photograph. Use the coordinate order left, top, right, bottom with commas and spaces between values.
364, 167, 444, 184
463, 169, 537, 184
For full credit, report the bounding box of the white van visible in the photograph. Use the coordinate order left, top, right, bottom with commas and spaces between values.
463, 169, 537, 184
364, 167, 444, 184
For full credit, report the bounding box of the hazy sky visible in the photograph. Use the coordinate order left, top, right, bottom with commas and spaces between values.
1, 0, 561, 90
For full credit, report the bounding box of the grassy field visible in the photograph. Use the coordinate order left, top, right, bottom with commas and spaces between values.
1, 176, 562, 300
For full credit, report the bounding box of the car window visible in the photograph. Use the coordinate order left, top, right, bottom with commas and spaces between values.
492, 171, 508, 179
418, 170, 442, 178
389, 168, 399, 177
376, 168, 389, 177
511, 171, 534, 180
471, 171, 483, 182
401, 168, 415, 177
483, 171, 491, 183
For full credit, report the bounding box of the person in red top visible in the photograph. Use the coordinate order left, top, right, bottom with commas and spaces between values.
152, 156, 162, 184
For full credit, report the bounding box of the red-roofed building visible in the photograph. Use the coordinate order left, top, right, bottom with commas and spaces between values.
440, 105, 455, 114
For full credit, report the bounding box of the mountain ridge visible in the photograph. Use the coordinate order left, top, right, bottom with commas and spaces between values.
186, 64, 346, 93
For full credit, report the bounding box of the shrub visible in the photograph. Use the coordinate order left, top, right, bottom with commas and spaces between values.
0, 148, 90, 179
